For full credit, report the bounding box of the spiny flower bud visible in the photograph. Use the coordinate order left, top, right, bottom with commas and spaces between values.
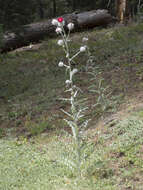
57, 39, 64, 46
67, 23, 74, 31
82, 37, 88, 42
80, 46, 87, 52
56, 27, 62, 34
51, 19, 58, 26
58, 61, 64, 67
66, 53, 69, 58
65, 80, 72, 84
71, 68, 78, 75
70, 68, 78, 80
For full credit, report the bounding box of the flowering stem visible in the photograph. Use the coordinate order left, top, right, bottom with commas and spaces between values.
70, 88, 82, 176
70, 51, 81, 61
52, 17, 88, 178
62, 27, 81, 174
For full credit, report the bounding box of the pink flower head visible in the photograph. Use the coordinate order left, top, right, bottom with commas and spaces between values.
58, 17, 64, 23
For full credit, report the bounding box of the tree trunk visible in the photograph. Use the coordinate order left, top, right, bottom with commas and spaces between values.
52, 0, 57, 17
72, 0, 76, 11
116, 0, 127, 23
37, 0, 44, 19
0, 9, 113, 53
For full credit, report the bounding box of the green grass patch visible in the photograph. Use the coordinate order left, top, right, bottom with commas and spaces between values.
0, 112, 143, 189
0, 23, 143, 189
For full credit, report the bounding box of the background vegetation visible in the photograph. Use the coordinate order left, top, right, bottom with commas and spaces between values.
0, 0, 143, 30
0, 0, 143, 189
0, 23, 143, 189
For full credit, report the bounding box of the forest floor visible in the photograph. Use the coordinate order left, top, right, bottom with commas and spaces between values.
0, 23, 143, 190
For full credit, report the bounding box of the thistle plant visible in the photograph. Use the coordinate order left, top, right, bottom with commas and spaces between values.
91, 78, 111, 112
52, 17, 89, 177
89, 67, 113, 115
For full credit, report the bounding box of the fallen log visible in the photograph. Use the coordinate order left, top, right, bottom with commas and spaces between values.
0, 9, 113, 53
